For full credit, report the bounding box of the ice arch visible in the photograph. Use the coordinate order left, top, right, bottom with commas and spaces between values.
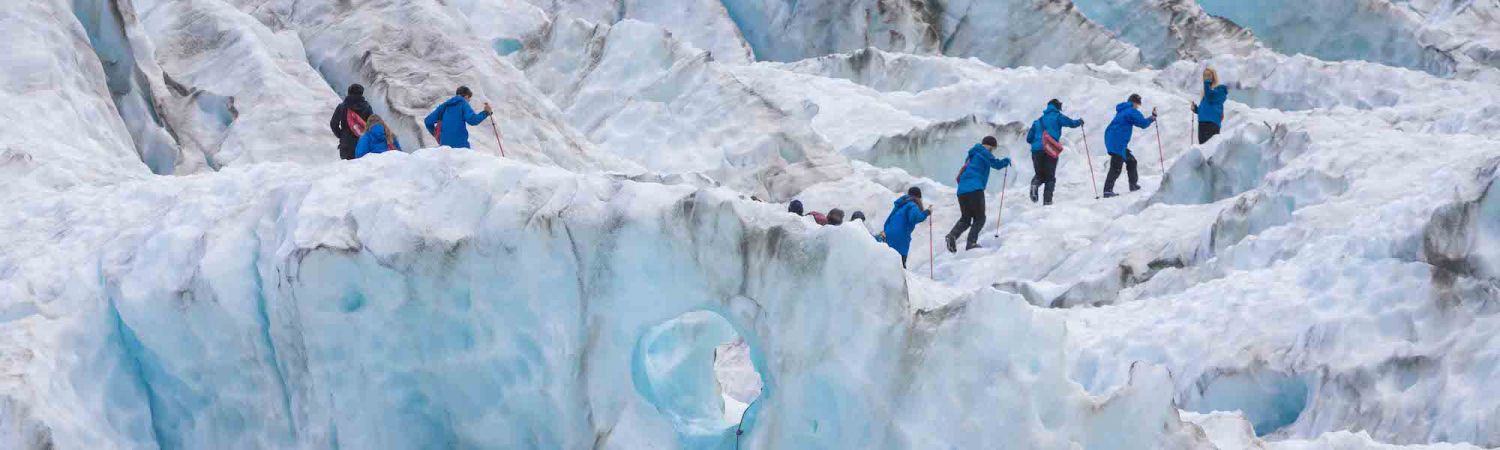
632, 310, 766, 448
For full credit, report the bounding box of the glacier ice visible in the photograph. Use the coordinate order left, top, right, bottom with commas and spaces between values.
3, 0, 1500, 448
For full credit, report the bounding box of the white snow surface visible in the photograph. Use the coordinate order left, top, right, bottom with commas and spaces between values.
3, 0, 1499, 449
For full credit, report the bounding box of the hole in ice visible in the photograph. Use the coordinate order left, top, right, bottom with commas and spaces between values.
632, 310, 764, 447
493, 38, 523, 57
1185, 368, 1309, 437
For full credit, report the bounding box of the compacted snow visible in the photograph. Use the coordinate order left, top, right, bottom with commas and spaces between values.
1, 0, 1497, 449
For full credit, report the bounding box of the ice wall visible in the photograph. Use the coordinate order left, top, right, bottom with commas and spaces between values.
0, 152, 1215, 449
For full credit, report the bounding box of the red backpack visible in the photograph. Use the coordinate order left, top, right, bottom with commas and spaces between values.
345, 109, 368, 137
1043, 132, 1065, 158
954, 155, 973, 183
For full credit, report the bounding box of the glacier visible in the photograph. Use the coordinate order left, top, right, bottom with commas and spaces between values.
1, 0, 1498, 449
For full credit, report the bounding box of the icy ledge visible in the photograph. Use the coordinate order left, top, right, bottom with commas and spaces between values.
1, 150, 1215, 449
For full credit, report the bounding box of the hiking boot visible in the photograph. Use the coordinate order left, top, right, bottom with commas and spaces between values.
966, 242, 982, 250
1102, 192, 1119, 198
945, 234, 958, 253
1129, 184, 1141, 192
1029, 184, 1039, 203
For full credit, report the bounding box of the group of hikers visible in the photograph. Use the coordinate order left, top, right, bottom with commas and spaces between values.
871, 68, 1230, 266
330, 84, 495, 160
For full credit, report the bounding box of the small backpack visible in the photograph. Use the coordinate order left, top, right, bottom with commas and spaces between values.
345, 109, 368, 137
1043, 132, 1065, 158
954, 154, 973, 183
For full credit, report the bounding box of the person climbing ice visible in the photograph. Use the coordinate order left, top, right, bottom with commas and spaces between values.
424, 86, 493, 149
826, 208, 845, 226
1102, 94, 1156, 198
1027, 99, 1083, 206
787, 199, 805, 216
1193, 67, 1228, 144
354, 114, 402, 158
945, 136, 1012, 252
881, 187, 932, 267
330, 84, 373, 160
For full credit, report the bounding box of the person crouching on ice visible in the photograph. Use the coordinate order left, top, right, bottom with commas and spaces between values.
424, 86, 493, 149
881, 187, 933, 268
945, 136, 1012, 252
354, 114, 402, 159
1102, 94, 1156, 198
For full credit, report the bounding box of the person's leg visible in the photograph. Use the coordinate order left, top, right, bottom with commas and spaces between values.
964, 192, 986, 248
1104, 153, 1124, 193
1029, 151, 1044, 202
1126, 150, 1139, 190
1198, 122, 1220, 144
945, 195, 971, 252
1042, 156, 1058, 205
339, 139, 356, 160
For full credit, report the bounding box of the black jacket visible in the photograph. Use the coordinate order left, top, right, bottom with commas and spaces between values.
331, 95, 374, 144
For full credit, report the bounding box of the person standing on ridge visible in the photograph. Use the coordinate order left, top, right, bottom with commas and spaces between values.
788, 200, 805, 216
881, 187, 932, 268
1102, 94, 1156, 198
1192, 68, 1228, 144
330, 84, 373, 160
354, 114, 402, 159
1027, 99, 1084, 206
945, 136, 1012, 252
424, 86, 493, 149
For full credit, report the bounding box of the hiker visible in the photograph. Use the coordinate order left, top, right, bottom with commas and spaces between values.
1102, 94, 1157, 197
945, 136, 1012, 252
850, 211, 866, 222
827, 209, 845, 226
424, 86, 493, 149
808, 210, 829, 225
788, 200, 805, 216
1027, 99, 1084, 205
330, 84, 373, 160
354, 114, 402, 158
881, 187, 932, 267
1192, 68, 1228, 144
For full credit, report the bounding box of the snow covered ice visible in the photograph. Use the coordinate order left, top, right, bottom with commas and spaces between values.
1, 0, 1498, 449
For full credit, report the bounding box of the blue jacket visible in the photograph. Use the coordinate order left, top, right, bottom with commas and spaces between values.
955, 144, 1012, 195
881, 195, 929, 257
354, 124, 402, 158
1028, 105, 1083, 153
1197, 81, 1228, 125
424, 96, 491, 149
1104, 102, 1155, 156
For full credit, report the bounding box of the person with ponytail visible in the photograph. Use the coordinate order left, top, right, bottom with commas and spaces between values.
1192, 67, 1229, 144
354, 114, 403, 159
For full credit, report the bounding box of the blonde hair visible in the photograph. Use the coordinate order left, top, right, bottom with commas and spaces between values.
1204, 67, 1220, 88
366, 114, 395, 149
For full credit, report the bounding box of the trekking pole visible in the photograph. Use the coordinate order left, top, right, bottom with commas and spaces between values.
994, 167, 1009, 238
928, 219, 935, 279
490, 119, 506, 157
1080, 128, 1100, 199
1155, 122, 1166, 172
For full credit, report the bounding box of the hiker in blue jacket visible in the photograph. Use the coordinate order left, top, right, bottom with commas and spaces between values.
1102, 94, 1156, 197
1192, 67, 1228, 144
881, 187, 932, 267
354, 114, 402, 158
1027, 99, 1083, 206
424, 86, 493, 149
945, 136, 1012, 252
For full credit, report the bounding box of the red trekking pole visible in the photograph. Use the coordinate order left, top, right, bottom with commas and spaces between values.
994, 167, 1009, 238
1155, 120, 1166, 172
928, 218, 934, 278
490, 119, 506, 158
1081, 128, 1100, 199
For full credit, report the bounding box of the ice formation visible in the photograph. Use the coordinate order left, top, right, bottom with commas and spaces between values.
2, 0, 1498, 449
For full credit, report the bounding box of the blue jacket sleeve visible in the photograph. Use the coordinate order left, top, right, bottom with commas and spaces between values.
908, 205, 928, 224
1212, 85, 1229, 104
1129, 109, 1155, 128
1202, 81, 1229, 104
424, 106, 441, 135
462, 102, 491, 126
1026, 121, 1037, 144
1062, 114, 1083, 128
979, 151, 1011, 171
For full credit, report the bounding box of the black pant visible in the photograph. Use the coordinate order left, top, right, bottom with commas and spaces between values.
338, 136, 358, 160
1030, 151, 1058, 204
1198, 121, 1220, 144
1104, 150, 1138, 193
947, 190, 986, 246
